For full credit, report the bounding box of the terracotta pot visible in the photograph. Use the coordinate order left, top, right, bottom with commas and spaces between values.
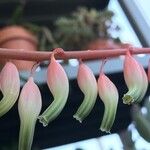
86, 38, 130, 50
0, 25, 38, 71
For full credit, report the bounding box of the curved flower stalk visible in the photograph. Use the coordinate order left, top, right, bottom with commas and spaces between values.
0, 62, 20, 117
123, 51, 148, 104
73, 62, 97, 123
38, 53, 69, 126
18, 77, 42, 150
98, 64, 119, 133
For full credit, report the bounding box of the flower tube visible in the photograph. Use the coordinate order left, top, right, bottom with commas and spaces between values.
148, 59, 150, 82
38, 53, 69, 126
73, 62, 97, 123
136, 63, 148, 103
123, 51, 148, 104
18, 77, 42, 150
98, 71, 118, 133
0, 62, 20, 117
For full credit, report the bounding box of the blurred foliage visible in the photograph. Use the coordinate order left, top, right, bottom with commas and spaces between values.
120, 130, 136, 150
144, 97, 150, 122
8, 4, 120, 51
132, 104, 150, 143
53, 7, 120, 50
120, 97, 150, 149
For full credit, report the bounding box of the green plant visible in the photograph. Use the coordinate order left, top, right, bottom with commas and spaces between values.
132, 103, 150, 143
53, 7, 120, 50
120, 97, 150, 149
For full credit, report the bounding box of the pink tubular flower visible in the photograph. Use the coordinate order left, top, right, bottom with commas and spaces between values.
38, 53, 69, 126
0, 62, 20, 117
18, 77, 42, 150
73, 62, 97, 123
148, 59, 150, 82
138, 63, 148, 102
123, 51, 148, 104
98, 72, 119, 133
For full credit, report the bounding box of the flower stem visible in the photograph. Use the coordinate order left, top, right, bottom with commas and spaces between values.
0, 47, 150, 62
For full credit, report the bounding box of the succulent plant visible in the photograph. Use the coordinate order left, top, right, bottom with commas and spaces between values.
53, 7, 119, 50
10, 6, 119, 51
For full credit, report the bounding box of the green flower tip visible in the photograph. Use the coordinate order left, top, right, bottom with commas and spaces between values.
73, 115, 82, 123
38, 116, 48, 127
100, 127, 111, 134
122, 94, 134, 105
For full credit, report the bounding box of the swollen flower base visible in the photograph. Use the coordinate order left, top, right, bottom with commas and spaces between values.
0, 47, 149, 149
18, 77, 42, 150
0, 62, 20, 117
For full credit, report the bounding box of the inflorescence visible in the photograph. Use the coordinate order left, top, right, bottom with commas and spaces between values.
0, 47, 150, 150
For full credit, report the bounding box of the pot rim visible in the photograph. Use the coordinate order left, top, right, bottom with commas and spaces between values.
0, 25, 38, 46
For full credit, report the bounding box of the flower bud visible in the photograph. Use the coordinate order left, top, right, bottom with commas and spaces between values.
18, 77, 42, 150
123, 51, 148, 104
98, 72, 119, 133
73, 62, 97, 123
38, 53, 69, 126
0, 62, 20, 117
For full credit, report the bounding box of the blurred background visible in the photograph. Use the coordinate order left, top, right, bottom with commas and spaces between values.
0, 0, 150, 149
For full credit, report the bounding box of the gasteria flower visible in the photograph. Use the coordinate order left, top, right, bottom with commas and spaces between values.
123, 51, 148, 104
0, 62, 20, 117
38, 53, 69, 126
148, 59, 150, 82
98, 72, 119, 133
73, 62, 97, 123
18, 77, 42, 150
